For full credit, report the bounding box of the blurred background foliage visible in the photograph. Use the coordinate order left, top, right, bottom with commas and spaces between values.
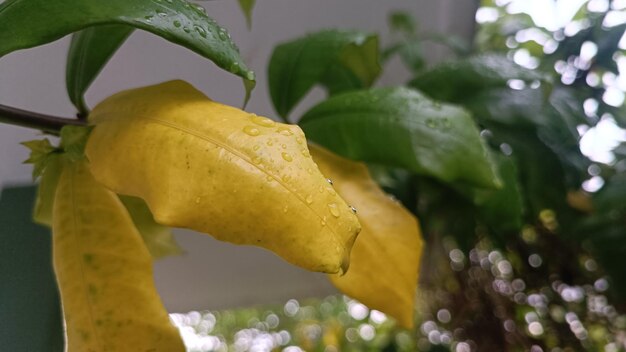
171, 0, 626, 351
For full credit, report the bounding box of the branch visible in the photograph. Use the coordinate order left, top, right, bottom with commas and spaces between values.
0, 104, 86, 134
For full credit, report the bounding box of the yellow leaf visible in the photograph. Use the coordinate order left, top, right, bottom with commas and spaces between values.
310, 145, 423, 329
85, 80, 360, 274
52, 159, 184, 351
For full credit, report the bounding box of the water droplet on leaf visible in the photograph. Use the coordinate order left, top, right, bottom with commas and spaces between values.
243, 126, 260, 136
328, 203, 340, 217
281, 152, 293, 162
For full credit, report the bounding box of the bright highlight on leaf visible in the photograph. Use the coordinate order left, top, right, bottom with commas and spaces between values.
85, 80, 361, 274
310, 145, 423, 329
53, 160, 184, 351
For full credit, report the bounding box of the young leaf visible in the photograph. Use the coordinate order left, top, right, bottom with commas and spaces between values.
408, 54, 544, 102
268, 30, 380, 118
53, 160, 184, 351
300, 87, 501, 189
33, 154, 63, 227
237, 0, 256, 28
66, 25, 134, 115
0, 0, 255, 96
21, 138, 57, 179
85, 80, 361, 274
119, 195, 183, 260
311, 145, 423, 329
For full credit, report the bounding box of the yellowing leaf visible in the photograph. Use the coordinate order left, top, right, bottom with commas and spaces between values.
33, 153, 63, 226
85, 80, 360, 274
120, 195, 184, 259
52, 159, 184, 351
310, 144, 423, 329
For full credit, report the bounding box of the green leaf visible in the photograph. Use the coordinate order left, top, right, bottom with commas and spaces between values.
119, 195, 183, 259
382, 39, 424, 73
237, 0, 256, 28
462, 154, 525, 232
33, 154, 63, 227
408, 54, 545, 102
60, 125, 93, 161
66, 25, 134, 114
299, 87, 500, 189
20, 138, 57, 179
388, 11, 417, 35
463, 87, 589, 186
0, 0, 255, 96
268, 30, 381, 118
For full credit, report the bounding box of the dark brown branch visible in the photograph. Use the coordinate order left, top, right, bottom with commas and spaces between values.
0, 104, 87, 134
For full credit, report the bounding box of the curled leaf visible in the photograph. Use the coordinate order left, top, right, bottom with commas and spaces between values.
120, 195, 184, 260
310, 145, 423, 329
53, 160, 184, 351
85, 80, 360, 274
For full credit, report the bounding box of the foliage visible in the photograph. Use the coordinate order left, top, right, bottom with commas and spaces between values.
2, 0, 626, 351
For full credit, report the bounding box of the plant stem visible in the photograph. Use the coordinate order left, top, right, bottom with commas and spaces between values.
0, 104, 86, 134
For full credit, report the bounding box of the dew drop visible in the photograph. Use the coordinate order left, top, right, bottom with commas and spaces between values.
318, 185, 324, 193
195, 197, 201, 204
328, 203, 340, 217
326, 178, 333, 185
281, 174, 292, 182
173, 20, 182, 28
266, 140, 274, 146
277, 127, 293, 136
252, 145, 260, 151
326, 186, 336, 195
195, 25, 207, 37
183, 27, 191, 33
144, 15, 154, 22
321, 216, 327, 226
301, 149, 310, 157
296, 137, 303, 145
426, 118, 437, 128
251, 115, 276, 127
243, 125, 260, 136
307, 168, 313, 175
266, 175, 274, 182
229, 62, 239, 73
350, 206, 357, 214
218, 28, 228, 40
156, 10, 168, 17
282, 152, 293, 162
192, 4, 206, 14
283, 205, 289, 213
305, 194, 314, 204
252, 156, 262, 165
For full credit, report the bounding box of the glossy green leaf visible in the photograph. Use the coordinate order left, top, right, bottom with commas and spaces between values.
408, 54, 544, 102
237, 0, 256, 28
463, 87, 589, 186
119, 195, 183, 259
268, 30, 381, 118
66, 25, 134, 114
300, 87, 500, 189
0, 0, 255, 95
